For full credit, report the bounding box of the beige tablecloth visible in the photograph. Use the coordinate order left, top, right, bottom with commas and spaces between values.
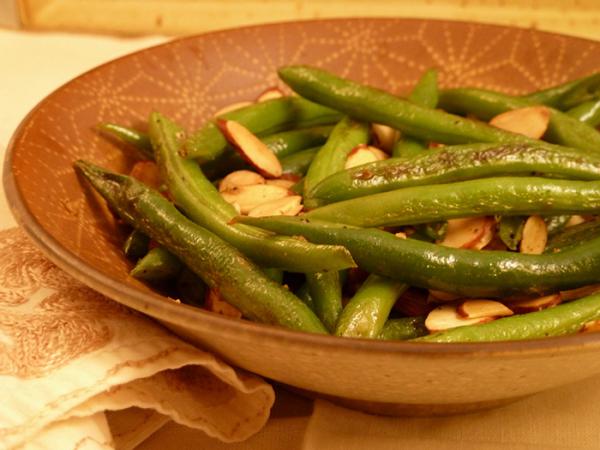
2, 27, 600, 450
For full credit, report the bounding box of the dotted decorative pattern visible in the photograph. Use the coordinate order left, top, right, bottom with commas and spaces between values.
7, 18, 600, 304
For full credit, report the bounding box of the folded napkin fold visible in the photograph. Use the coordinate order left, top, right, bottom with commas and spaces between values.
0, 228, 275, 449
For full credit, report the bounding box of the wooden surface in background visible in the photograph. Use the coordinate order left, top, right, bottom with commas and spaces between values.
16, 0, 600, 40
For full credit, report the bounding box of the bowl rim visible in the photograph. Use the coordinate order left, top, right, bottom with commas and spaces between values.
5, 17, 600, 357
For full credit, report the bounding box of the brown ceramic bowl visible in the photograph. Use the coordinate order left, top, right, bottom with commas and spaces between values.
5, 18, 600, 415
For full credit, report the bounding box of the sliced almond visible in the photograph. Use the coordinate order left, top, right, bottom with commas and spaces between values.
581, 320, 600, 333
439, 217, 490, 249
218, 170, 265, 192
394, 231, 407, 239
505, 293, 561, 314
221, 184, 290, 214
566, 215, 586, 228
520, 215, 547, 254
457, 300, 513, 319
256, 87, 285, 102
344, 145, 388, 169
425, 304, 493, 332
428, 290, 462, 303
489, 106, 551, 139
266, 178, 296, 189
247, 195, 303, 217
213, 101, 253, 117
205, 288, 242, 319
371, 123, 400, 152
560, 284, 600, 302
218, 119, 282, 178
471, 217, 495, 250
129, 161, 162, 190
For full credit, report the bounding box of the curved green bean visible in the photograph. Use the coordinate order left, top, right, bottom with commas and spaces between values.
74, 160, 327, 334
148, 112, 355, 272
567, 99, 600, 128
415, 292, 600, 342
183, 97, 342, 162
306, 271, 343, 332
305, 177, 600, 228
237, 216, 600, 298
278, 65, 544, 148
307, 143, 600, 206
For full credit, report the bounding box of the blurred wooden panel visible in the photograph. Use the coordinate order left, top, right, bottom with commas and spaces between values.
16, 0, 600, 40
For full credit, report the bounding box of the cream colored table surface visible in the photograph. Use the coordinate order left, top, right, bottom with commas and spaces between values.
3, 27, 600, 450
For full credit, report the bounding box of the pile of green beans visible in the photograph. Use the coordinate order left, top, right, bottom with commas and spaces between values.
85, 65, 600, 344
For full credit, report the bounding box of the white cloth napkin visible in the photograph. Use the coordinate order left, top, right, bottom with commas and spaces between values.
0, 228, 275, 449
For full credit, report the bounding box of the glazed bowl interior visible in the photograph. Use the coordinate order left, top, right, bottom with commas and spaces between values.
6, 18, 600, 414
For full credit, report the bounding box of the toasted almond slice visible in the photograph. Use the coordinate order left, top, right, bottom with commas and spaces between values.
439, 217, 488, 249
221, 184, 290, 214
129, 161, 162, 190
344, 144, 389, 169
394, 231, 407, 239
218, 170, 265, 192
247, 195, 303, 217
566, 215, 586, 228
489, 106, 551, 139
520, 215, 547, 255
205, 288, 242, 319
256, 87, 285, 102
560, 284, 600, 302
266, 179, 296, 189
428, 290, 462, 303
472, 217, 496, 250
457, 300, 513, 319
581, 320, 600, 333
425, 304, 493, 332
213, 101, 253, 117
218, 119, 282, 178
372, 123, 400, 152
505, 293, 561, 314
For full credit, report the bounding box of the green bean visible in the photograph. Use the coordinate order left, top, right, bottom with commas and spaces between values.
237, 216, 600, 298
545, 219, 600, 254
438, 88, 600, 153
521, 73, 600, 110
308, 143, 600, 206
305, 177, 600, 228
98, 123, 153, 158
497, 216, 526, 251
201, 126, 332, 179
123, 229, 150, 260
281, 147, 319, 175
392, 69, 438, 157
183, 97, 342, 162
306, 271, 343, 332
567, 99, 600, 127
391, 139, 425, 158
130, 247, 182, 282
303, 116, 370, 207
335, 274, 407, 338
148, 112, 355, 272
263, 267, 284, 284
295, 282, 316, 311
408, 68, 439, 108
74, 160, 327, 334
415, 292, 600, 343
278, 65, 542, 148
378, 317, 428, 340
